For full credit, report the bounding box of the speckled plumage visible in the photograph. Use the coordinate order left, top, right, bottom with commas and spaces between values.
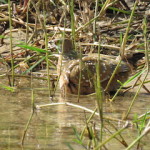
56, 39, 144, 95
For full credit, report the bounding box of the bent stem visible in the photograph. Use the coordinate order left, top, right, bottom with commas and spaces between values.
95, 122, 129, 150
124, 17, 149, 120
36, 102, 131, 124
76, 0, 117, 33
105, 58, 122, 92
125, 120, 150, 150
110, 69, 146, 102
80, 108, 97, 140
120, 1, 137, 57
105, 1, 137, 94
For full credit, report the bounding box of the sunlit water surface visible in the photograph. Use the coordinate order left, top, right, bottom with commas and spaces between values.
0, 66, 150, 150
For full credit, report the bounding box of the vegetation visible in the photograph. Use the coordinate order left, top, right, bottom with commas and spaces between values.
0, 0, 150, 149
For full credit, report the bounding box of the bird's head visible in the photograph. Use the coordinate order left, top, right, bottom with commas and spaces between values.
49, 38, 78, 59
121, 50, 145, 68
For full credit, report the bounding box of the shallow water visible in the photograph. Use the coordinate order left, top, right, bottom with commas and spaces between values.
0, 67, 150, 150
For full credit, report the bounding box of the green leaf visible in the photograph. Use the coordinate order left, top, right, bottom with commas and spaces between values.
22, 56, 46, 74
65, 143, 74, 150
72, 127, 83, 145
17, 44, 47, 53
0, 84, 15, 92
123, 69, 146, 86
138, 112, 148, 132
117, 80, 123, 86
0, 35, 5, 39
99, 4, 131, 15
0, 0, 7, 4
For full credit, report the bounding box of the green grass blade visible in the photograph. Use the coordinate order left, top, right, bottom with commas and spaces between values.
123, 69, 146, 86
22, 56, 46, 74
0, 35, 5, 39
0, 0, 7, 4
17, 44, 47, 53
0, 84, 15, 92
99, 4, 131, 15
66, 143, 75, 150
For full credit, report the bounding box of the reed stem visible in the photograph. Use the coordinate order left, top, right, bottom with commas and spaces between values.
8, 0, 14, 86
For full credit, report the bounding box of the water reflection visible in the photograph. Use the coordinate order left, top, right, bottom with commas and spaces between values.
0, 74, 150, 149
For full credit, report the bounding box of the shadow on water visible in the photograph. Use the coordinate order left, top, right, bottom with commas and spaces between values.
0, 67, 150, 150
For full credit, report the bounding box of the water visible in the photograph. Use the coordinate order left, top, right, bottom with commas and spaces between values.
0, 65, 150, 150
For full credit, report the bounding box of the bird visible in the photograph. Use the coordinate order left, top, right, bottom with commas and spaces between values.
55, 39, 144, 95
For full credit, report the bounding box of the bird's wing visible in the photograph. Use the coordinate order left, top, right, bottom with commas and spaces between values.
60, 55, 131, 88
